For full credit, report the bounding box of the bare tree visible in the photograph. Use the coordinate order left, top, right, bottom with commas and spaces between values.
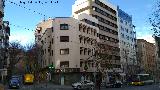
149, 0, 160, 82
7, 41, 25, 80
149, 0, 160, 36
24, 43, 39, 73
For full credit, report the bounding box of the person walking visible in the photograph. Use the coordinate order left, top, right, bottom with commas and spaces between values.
96, 72, 102, 90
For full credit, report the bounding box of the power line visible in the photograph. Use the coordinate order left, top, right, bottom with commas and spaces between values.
19, 1, 59, 5
5, 0, 58, 31
6, 0, 48, 17
9, 23, 34, 31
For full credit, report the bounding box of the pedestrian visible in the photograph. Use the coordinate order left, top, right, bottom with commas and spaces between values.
96, 79, 101, 90
96, 72, 102, 90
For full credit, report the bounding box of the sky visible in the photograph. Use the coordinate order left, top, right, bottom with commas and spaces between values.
3, 0, 156, 45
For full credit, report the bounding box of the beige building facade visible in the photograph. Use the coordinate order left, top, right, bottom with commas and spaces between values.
35, 15, 99, 85
137, 39, 156, 77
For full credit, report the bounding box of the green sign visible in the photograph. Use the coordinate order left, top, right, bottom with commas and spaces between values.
48, 64, 55, 72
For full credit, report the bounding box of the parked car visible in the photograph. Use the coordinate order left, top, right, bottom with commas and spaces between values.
72, 80, 94, 90
130, 81, 144, 86
106, 80, 123, 88
9, 78, 20, 89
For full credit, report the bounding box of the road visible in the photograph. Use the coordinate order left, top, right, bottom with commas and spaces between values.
6, 83, 160, 90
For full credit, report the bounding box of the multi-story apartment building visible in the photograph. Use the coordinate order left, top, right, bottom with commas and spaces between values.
137, 39, 156, 78
0, 0, 10, 82
72, 0, 121, 76
35, 14, 99, 85
154, 36, 160, 82
118, 7, 137, 75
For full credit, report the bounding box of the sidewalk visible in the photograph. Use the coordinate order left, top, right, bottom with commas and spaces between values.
0, 84, 4, 90
33, 82, 72, 89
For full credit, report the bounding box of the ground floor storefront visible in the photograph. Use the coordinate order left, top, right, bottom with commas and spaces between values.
36, 67, 128, 85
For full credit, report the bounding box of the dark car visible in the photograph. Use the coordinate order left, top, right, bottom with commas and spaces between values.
9, 78, 20, 89
106, 80, 123, 88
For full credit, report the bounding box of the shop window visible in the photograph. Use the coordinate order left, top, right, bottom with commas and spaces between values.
60, 61, 69, 68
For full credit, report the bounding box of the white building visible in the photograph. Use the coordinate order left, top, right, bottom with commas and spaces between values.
117, 7, 137, 75
35, 14, 99, 85
72, 0, 121, 74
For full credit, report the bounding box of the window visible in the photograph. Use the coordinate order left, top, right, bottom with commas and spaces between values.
84, 48, 87, 55
79, 37, 82, 43
94, 30, 96, 36
38, 30, 41, 33
60, 36, 69, 42
52, 50, 53, 56
126, 29, 128, 33
60, 24, 69, 30
121, 33, 124, 38
51, 27, 54, 32
60, 61, 69, 68
52, 38, 54, 44
87, 27, 90, 34
80, 61, 83, 67
80, 47, 83, 55
121, 26, 124, 31
84, 38, 86, 44
88, 49, 91, 55
79, 24, 82, 31
83, 26, 86, 32
125, 21, 127, 25
48, 49, 50, 52
60, 48, 69, 55
127, 36, 129, 40
120, 19, 123, 23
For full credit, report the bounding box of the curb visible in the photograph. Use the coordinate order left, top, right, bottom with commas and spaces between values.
33, 83, 72, 89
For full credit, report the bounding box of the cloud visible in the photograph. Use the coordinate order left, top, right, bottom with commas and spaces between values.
136, 25, 155, 43
137, 34, 155, 43
9, 33, 34, 45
